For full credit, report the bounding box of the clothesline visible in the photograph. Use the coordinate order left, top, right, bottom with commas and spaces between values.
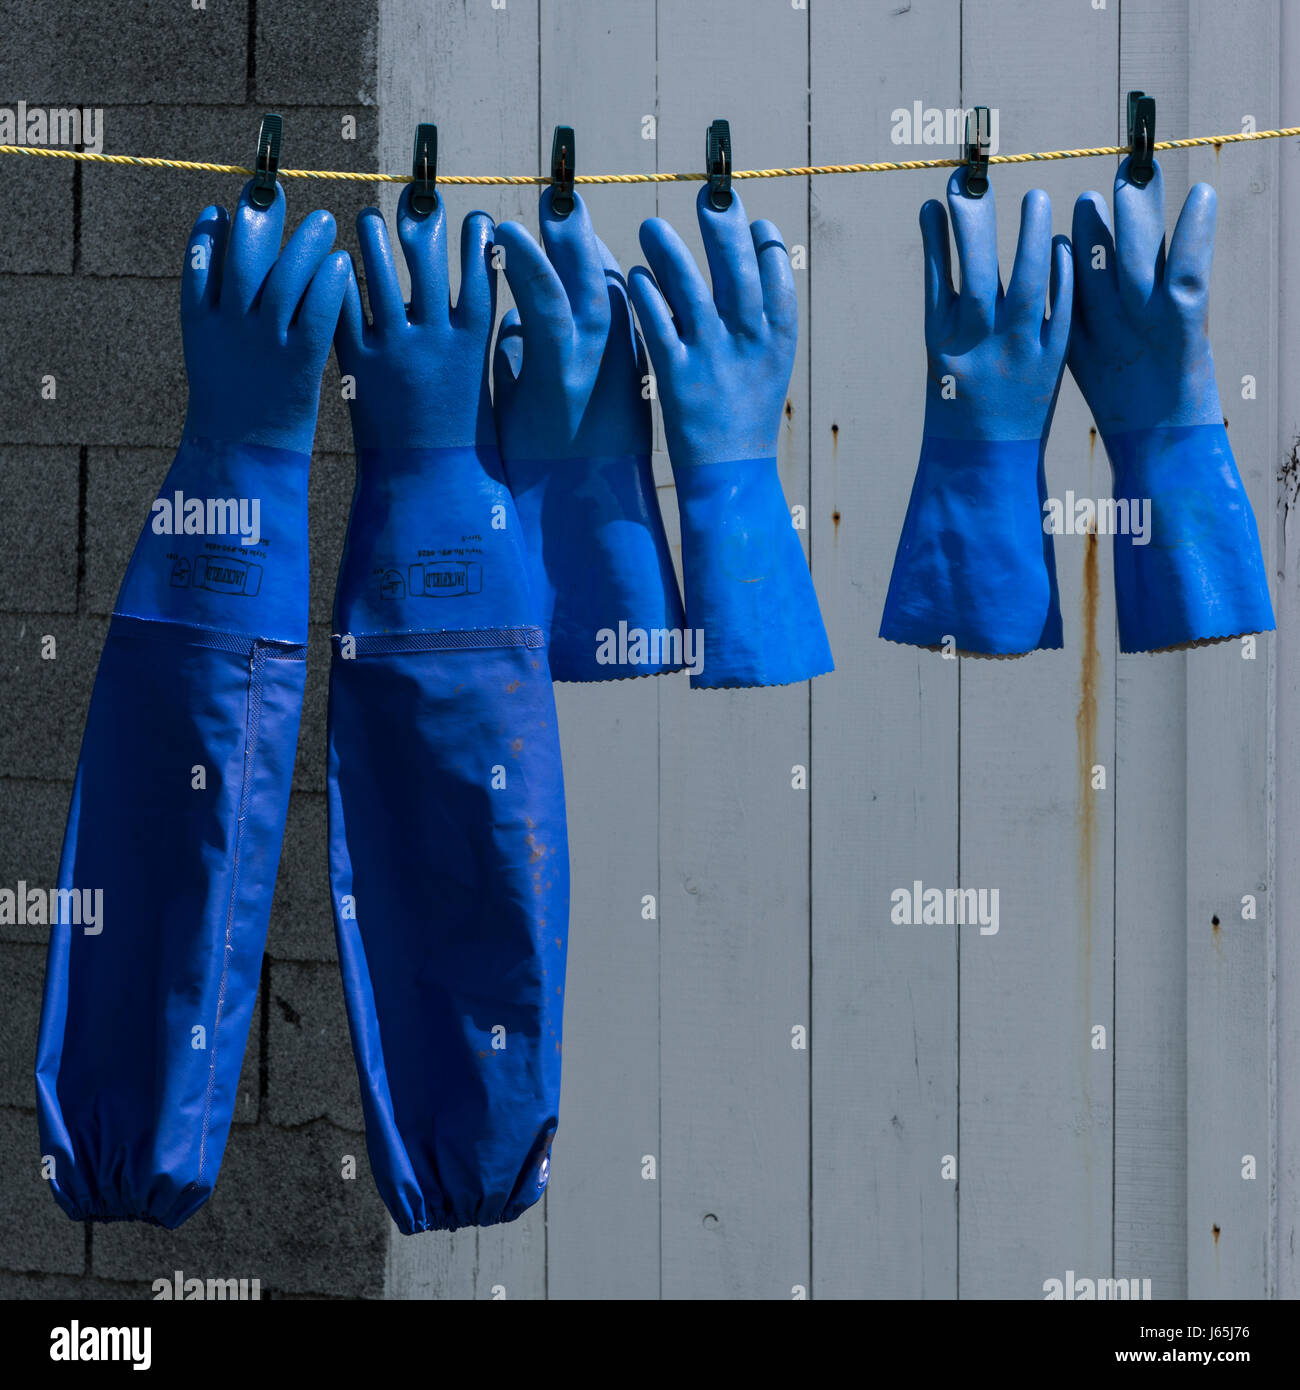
1, 125, 1298, 185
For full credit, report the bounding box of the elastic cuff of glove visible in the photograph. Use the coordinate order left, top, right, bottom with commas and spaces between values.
1104, 424, 1275, 652
394, 1199, 541, 1236
49, 1184, 210, 1231
880, 435, 1062, 655
113, 435, 310, 644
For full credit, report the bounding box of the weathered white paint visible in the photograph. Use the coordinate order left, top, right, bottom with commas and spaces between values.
1276, 0, 1300, 1306
379, 0, 1294, 1299
1185, 0, 1278, 1300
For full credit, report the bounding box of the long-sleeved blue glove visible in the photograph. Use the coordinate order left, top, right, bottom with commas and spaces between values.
493, 191, 684, 680
36, 186, 348, 1227
880, 171, 1072, 655
1069, 158, 1273, 651
329, 189, 568, 1234
628, 188, 833, 688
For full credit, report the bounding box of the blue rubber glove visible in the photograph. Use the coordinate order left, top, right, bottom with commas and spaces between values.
628, 187, 833, 688
329, 189, 569, 1234
880, 171, 1072, 655
493, 191, 684, 681
1069, 158, 1273, 651
36, 184, 348, 1227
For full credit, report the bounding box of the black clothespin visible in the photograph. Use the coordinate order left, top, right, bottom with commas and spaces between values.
706, 118, 732, 210
1127, 90, 1156, 187
963, 106, 990, 197
249, 113, 282, 210
411, 123, 438, 216
550, 126, 575, 216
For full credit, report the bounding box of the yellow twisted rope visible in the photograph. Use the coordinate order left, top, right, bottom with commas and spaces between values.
0, 126, 1297, 185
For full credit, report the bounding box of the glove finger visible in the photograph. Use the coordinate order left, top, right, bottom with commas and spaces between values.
335, 253, 366, 361
1114, 156, 1166, 310
591, 233, 639, 366
223, 181, 287, 316
919, 199, 955, 336
1165, 181, 1216, 302
628, 264, 682, 374
492, 310, 523, 414
260, 208, 337, 337
947, 168, 998, 332
356, 206, 407, 333
455, 210, 498, 335
637, 216, 710, 342
697, 185, 764, 330
295, 249, 352, 355
181, 204, 229, 323
395, 186, 449, 326
494, 220, 573, 356
1070, 191, 1115, 335
1043, 233, 1073, 358
752, 218, 797, 340
540, 190, 609, 332
494, 308, 524, 377
1004, 189, 1052, 325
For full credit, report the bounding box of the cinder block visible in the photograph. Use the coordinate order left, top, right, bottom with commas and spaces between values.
310, 451, 351, 626
0, 1106, 84, 1275
292, 625, 332, 793
0, 616, 105, 782
315, 356, 353, 455
0, 1271, 151, 1299
83, 448, 170, 617
92, 1120, 388, 1297
0, 447, 82, 614
265, 961, 360, 1129
0, 157, 74, 272
2, 1, 249, 105
0, 278, 353, 455
232, 978, 261, 1128
269, 791, 337, 962
0, 944, 43, 1108
255, 8, 378, 106
82, 106, 380, 279
0, 278, 184, 448
0, 780, 72, 944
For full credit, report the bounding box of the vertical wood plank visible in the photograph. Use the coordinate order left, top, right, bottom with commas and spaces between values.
809, 0, 960, 1299
1185, 0, 1278, 1300
1275, 0, 1300, 1305
377, 0, 545, 1301
1113, 1, 1191, 1298
956, 0, 1117, 1299
538, 0, 664, 1302
654, 0, 813, 1301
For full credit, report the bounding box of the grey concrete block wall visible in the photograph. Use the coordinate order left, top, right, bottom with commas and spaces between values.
0, 448, 80, 612
0, 160, 73, 273
0, 616, 103, 781
80, 106, 380, 278
0, 0, 384, 1301
268, 793, 338, 962
4, 1, 250, 105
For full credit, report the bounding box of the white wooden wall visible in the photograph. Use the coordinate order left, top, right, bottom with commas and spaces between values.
377, 0, 1296, 1300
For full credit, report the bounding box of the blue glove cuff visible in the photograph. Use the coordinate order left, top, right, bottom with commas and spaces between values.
505, 453, 685, 681
114, 435, 310, 644
334, 445, 538, 635
1105, 423, 1274, 652
880, 435, 1062, 655
673, 455, 833, 688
